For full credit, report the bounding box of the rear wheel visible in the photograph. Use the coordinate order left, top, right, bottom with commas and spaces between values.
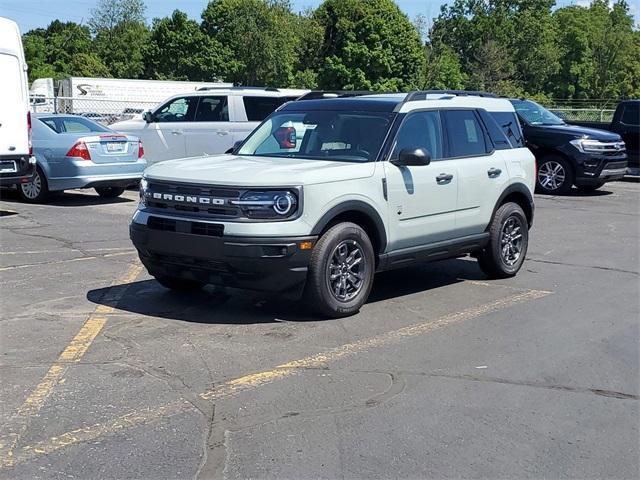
95, 186, 125, 198
154, 275, 206, 292
536, 155, 573, 195
577, 182, 605, 192
477, 202, 529, 279
304, 222, 375, 318
18, 166, 49, 203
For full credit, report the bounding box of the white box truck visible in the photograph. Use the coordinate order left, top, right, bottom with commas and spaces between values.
0, 17, 35, 186
31, 77, 233, 122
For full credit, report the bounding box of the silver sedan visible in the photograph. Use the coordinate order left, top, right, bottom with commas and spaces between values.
19, 114, 147, 203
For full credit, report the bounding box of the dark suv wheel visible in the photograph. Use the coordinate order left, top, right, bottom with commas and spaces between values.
477, 202, 529, 278
536, 155, 574, 195
304, 222, 375, 318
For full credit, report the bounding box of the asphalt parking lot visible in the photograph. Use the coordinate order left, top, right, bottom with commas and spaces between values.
0, 182, 638, 479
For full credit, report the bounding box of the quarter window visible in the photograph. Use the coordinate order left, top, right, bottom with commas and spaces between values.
195, 96, 229, 122
392, 111, 444, 160
489, 112, 525, 148
444, 110, 487, 157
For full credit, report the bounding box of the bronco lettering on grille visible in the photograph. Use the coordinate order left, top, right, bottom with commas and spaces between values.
150, 192, 225, 205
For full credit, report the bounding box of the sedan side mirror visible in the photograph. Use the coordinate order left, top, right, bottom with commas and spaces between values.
142, 111, 155, 123
393, 147, 431, 167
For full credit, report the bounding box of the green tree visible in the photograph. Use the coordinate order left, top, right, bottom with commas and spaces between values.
145, 10, 229, 81
553, 0, 640, 98
22, 21, 110, 81
313, 0, 423, 91
90, 0, 150, 78
202, 0, 306, 86
420, 44, 467, 90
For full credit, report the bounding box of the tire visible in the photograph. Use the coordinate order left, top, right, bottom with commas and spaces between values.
304, 222, 375, 318
577, 182, 605, 192
95, 186, 126, 198
155, 275, 205, 292
477, 202, 529, 279
18, 166, 50, 203
536, 155, 574, 195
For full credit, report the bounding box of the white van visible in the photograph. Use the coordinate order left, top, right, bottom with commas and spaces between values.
0, 17, 35, 186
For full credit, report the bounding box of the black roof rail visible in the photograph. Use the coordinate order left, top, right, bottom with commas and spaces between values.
196, 86, 280, 92
296, 90, 378, 101
404, 90, 499, 102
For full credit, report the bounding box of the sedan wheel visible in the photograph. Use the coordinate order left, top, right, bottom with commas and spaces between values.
19, 167, 49, 203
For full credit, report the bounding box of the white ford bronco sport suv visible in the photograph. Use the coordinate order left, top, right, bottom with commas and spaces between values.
131, 90, 535, 317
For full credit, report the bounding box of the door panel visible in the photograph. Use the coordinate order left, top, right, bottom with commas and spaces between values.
384, 160, 459, 250
184, 96, 232, 156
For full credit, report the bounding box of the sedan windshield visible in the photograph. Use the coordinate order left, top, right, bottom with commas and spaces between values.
237, 111, 393, 162
510, 100, 565, 126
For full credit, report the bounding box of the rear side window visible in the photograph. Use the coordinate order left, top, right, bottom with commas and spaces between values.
443, 110, 487, 157
621, 103, 639, 126
392, 110, 444, 160
243, 97, 285, 121
195, 96, 229, 122
489, 112, 525, 147
38, 116, 109, 133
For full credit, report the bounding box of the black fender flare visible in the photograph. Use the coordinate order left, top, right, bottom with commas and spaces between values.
310, 200, 388, 253
490, 183, 535, 228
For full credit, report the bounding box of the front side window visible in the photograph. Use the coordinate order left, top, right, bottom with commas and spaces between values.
154, 97, 197, 122
511, 99, 565, 126
444, 110, 487, 157
195, 96, 229, 122
392, 111, 443, 160
238, 110, 392, 162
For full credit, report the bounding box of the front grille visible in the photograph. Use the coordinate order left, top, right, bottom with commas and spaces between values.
147, 216, 224, 237
146, 180, 242, 219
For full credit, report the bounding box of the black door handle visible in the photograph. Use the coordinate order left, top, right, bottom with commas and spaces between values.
487, 168, 502, 178
436, 173, 454, 184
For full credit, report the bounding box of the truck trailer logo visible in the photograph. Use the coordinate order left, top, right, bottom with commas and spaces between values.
149, 192, 225, 205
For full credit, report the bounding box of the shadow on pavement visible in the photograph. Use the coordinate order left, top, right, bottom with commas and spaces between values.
87, 258, 487, 324
0, 187, 134, 206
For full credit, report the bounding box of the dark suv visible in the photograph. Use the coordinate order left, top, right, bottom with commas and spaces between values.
510, 99, 627, 194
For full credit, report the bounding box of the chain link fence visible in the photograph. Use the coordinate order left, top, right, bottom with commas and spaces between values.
540, 99, 618, 124
30, 96, 160, 125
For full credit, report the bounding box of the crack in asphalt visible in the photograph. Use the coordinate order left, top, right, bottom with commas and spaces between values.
526, 258, 639, 275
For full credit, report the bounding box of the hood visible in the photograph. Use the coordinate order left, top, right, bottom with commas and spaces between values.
110, 118, 145, 132
144, 154, 376, 186
533, 123, 620, 141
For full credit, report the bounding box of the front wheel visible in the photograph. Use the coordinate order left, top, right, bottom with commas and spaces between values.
304, 222, 375, 318
536, 155, 574, 195
95, 186, 126, 198
477, 202, 529, 279
18, 166, 50, 203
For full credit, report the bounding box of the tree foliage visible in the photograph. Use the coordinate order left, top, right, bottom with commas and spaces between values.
21, 0, 640, 99
313, 0, 423, 91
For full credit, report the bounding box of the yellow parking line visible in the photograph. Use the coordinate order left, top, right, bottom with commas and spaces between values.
1, 287, 551, 468
0, 251, 135, 272
0, 261, 143, 467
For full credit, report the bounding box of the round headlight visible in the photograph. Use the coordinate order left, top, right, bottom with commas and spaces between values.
273, 192, 295, 215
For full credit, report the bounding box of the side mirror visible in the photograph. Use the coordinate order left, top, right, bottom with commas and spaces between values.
142, 111, 155, 123
393, 147, 431, 167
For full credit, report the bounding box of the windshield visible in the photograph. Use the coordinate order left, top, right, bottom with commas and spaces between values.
511, 100, 565, 126
237, 111, 393, 162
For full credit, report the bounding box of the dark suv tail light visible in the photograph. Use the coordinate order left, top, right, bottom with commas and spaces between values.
66, 141, 92, 161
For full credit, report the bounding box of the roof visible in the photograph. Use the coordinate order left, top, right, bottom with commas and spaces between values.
281, 92, 516, 114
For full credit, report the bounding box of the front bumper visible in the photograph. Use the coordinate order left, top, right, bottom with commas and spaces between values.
0, 156, 35, 187
130, 219, 316, 295
573, 153, 628, 186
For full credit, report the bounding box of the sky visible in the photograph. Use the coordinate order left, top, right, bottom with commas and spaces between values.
2, 0, 638, 33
